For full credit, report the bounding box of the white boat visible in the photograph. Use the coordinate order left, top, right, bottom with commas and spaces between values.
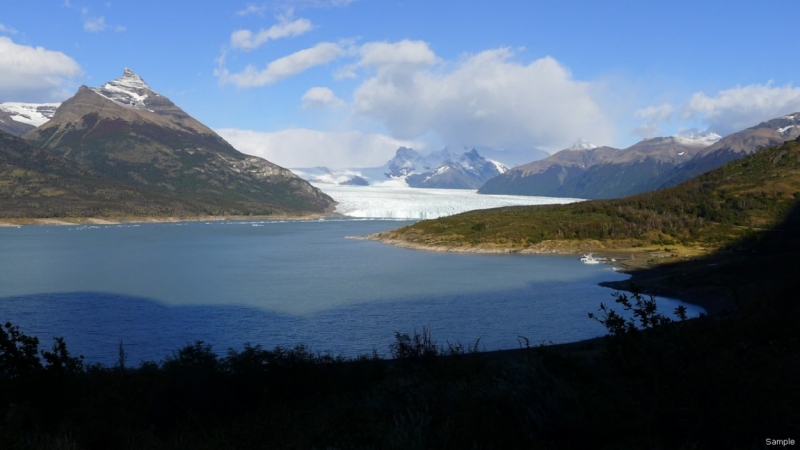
581, 253, 601, 264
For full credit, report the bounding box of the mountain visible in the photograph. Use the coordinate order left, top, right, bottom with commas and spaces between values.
657, 113, 800, 188
0, 129, 216, 219
23, 69, 333, 215
378, 146, 506, 189
0, 102, 59, 136
474, 147, 550, 168
374, 134, 800, 253
406, 149, 508, 189
0, 108, 33, 136
291, 145, 518, 189
383, 147, 426, 178
479, 132, 722, 199
382, 147, 463, 179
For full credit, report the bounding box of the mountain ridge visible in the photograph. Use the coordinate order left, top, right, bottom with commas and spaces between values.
478, 121, 800, 199
23, 69, 334, 215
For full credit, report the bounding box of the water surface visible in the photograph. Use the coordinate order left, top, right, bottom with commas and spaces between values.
0, 220, 702, 364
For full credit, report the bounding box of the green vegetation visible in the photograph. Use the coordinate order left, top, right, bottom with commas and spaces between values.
378, 136, 800, 251
24, 115, 334, 215
0, 131, 330, 220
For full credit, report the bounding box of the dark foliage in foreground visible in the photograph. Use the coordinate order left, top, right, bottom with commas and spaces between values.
1, 277, 798, 450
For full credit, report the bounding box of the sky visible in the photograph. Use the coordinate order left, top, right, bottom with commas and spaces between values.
2, 0, 800, 168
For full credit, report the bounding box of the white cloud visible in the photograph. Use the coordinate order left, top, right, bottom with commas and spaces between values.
350, 44, 612, 150
0, 24, 18, 35
359, 40, 436, 70
216, 42, 343, 87
0, 37, 82, 102
230, 17, 313, 51
336, 39, 435, 80
84, 16, 108, 32
237, 4, 269, 16
301, 86, 345, 109
216, 127, 420, 168
235, 0, 356, 17
682, 82, 800, 135
632, 102, 674, 138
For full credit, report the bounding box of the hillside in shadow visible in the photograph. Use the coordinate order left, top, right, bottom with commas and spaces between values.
602, 192, 800, 315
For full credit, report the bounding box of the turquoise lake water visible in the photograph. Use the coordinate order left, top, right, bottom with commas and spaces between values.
0, 219, 703, 364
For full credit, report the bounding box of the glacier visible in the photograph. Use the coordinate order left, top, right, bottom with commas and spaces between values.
314, 184, 584, 219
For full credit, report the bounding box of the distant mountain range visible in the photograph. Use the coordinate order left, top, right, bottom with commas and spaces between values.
2, 69, 334, 218
6, 70, 800, 206
296, 146, 512, 190
480, 114, 800, 199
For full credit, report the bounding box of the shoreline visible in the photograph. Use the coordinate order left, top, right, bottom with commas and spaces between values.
0, 212, 341, 227
359, 234, 727, 315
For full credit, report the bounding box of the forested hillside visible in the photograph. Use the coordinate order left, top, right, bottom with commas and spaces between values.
376, 136, 800, 250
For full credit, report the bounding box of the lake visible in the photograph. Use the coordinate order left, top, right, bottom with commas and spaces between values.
0, 219, 703, 365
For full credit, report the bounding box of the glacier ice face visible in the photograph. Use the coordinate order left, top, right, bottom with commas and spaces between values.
315, 184, 583, 219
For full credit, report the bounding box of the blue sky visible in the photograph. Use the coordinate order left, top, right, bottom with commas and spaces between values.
2, 0, 800, 168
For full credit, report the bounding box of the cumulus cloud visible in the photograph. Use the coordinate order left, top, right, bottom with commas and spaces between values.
216, 42, 343, 87
336, 39, 435, 80
230, 17, 313, 51
350, 44, 612, 150
681, 82, 800, 135
216, 127, 419, 168
301, 86, 345, 109
0, 37, 82, 101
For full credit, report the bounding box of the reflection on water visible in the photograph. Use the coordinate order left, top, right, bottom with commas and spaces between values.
0, 220, 704, 364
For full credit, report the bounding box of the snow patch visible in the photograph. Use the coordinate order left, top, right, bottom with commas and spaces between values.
91, 68, 161, 111
488, 159, 509, 173
0, 102, 60, 127
675, 132, 721, 146
778, 125, 798, 134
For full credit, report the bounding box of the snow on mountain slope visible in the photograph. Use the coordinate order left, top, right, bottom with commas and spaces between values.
0, 102, 60, 127
675, 132, 722, 147
91, 68, 159, 111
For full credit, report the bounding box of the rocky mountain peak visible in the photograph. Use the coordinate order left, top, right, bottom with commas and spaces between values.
91, 68, 160, 111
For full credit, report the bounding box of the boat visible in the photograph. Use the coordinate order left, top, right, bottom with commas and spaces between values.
581, 253, 601, 264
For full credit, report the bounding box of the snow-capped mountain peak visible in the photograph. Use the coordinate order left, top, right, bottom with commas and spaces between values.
570, 139, 597, 150
92, 68, 161, 111
0, 102, 60, 127
674, 131, 722, 147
